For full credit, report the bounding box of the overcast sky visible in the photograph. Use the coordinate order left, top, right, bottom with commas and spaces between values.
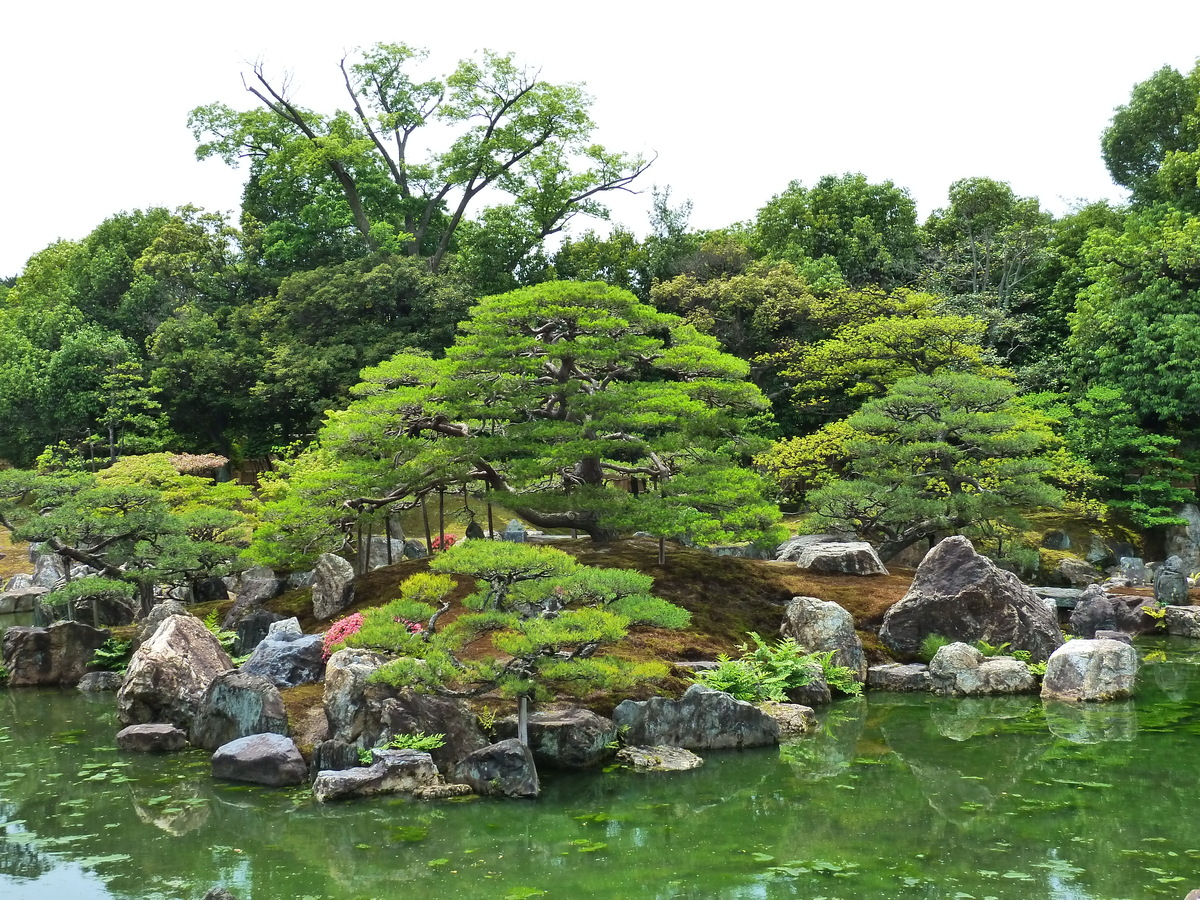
3, 1, 1200, 277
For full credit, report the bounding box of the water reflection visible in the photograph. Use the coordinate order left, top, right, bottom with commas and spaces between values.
778, 698, 865, 780
1043, 700, 1138, 744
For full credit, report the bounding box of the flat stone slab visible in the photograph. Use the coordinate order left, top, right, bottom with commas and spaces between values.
117, 723, 188, 753
617, 745, 704, 772
313, 748, 439, 801
868, 663, 932, 693
1031, 587, 1084, 609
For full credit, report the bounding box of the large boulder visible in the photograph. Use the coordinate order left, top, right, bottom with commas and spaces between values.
1165, 605, 1200, 638
494, 708, 617, 769
211, 733, 308, 787
323, 648, 390, 744
31, 552, 67, 588
118, 615, 233, 729
880, 536, 1063, 661
233, 609, 285, 656
373, 689, 490, 774
1069, 585, 1148, 638
358, 536, 408, 572
1165, 503, 1200, 573
136, 600, 191, 646
779, 596, 867, 682
78, 671, 124, 692
311, 553, 356, 621
116, 723, 188, 753
1153, 555, 1190, 605
793, 541, 888, 576
240, 620, 325, 688
221, 567, 284, 629
1040, 638, 1138, 702
312, 748, 440, 802
867, 663, 932, 693
1, 621, 109, 686
190, 670, 289, 751
928, 642, 1037, 697
454, 739, 540, 799
612, 684, 779, 750
775, 534, 841, 562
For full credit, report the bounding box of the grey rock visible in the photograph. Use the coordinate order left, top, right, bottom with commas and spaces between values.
1070, 584, 1148, 638
1095, 629, 1133, 645
929, 643, 1037, 697
212, 733, 308, 787
402, 539, 429, 560
286, 570, 315, 590
311, 553, 356, 621
502, 519, 528, 542
1057, 556, 1101, 587
1165, 503, 1200, 572
5, 573, 33, 591
78, 671, 124, 692
612, 684, 779, 750
793, 541, 888, 576
453, 739, 539, 799
190, 670, 289, 751
268, 617, 303, 639
118, 615, 233, 729
1154, 555, 1189, 605
375, 689, 490, 774
358, 536, 408, 572
1164, 605, 1200, 638
1119, 557, 1151, 586
240, 632, 325, 688
1040, 638, 1138, 702
203, 890, 239, 900
774, 534, 842, 562
31, 552, 67, 589
116, 723, 188, 753
784, 669, 832, 706
867, 663, 932, 693
323, 648, 389, 744
312, 748, 439, 801
494, 708, 616, 769
880, 536, 1063, 662
755, 702, 817, 738
192, 576, 229, 604
136, 600, 191, 646
413, 782, 475, 800
617, 745, 704, 771
1, 622, 109, 686
1041, 530, 1072, 551
233, 608, 284, 656
780, 595, 866, 682
310, 739, 362, 775
0, 585, 47, 614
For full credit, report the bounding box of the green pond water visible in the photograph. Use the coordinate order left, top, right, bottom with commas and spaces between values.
3, 639, 1200, 900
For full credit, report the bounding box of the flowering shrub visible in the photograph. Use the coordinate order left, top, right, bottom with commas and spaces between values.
323, 612, 364, 659
393, 617, 425, 634
430, 534, 458, 550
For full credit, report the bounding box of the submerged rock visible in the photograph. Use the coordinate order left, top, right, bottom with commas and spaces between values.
617, 745, 704, 772
612, 684, 779, 750
880, 536, 1063, 661
312, 748, 440, 801
1040, 638, 1138, 702
212, 733, 308, 787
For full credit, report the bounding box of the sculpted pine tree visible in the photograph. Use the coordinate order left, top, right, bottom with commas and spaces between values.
255, 281, 782, 560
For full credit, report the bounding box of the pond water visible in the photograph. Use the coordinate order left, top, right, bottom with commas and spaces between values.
3, 638, 1200, 900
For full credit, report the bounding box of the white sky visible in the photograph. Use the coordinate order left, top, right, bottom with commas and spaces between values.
3, 0, 1200, 277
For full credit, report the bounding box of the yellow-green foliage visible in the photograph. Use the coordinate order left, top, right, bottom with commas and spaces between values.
754, 419, 860, 502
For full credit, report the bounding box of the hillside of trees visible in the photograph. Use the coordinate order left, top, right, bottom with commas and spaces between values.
3, 45, 1200, 583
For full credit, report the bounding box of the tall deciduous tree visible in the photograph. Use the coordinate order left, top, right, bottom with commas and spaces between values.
190, 44, 651, 276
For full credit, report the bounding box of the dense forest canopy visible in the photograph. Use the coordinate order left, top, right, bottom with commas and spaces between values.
3, 47, 1200, 573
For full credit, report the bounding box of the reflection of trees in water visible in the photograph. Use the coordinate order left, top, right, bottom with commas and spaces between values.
0, 834, 49, 879
1151, 661, 1193, 701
